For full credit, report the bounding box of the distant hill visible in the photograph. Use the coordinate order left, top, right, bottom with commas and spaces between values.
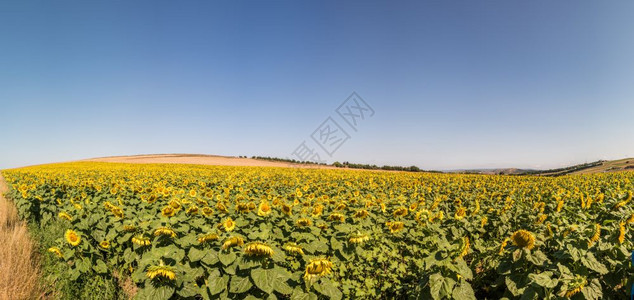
450, 158, 634, 176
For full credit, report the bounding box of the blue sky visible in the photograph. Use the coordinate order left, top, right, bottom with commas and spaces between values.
1, 1, 633, 170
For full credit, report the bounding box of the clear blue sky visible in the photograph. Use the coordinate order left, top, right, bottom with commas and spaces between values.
1, 1, 633, 170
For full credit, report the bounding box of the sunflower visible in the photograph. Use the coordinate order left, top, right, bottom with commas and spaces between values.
236, 202, 250, 213
296, 218, 312, 227
221, 236, 244, 250
123, 224, 137, 232
186, 205, 199, 215
454, 207, 467, 220
311, 205, 324, 217
169, 199, 182, 209
65, 229, 81, 247
510, 230, 535, 250
197, 233, 220, 244
316, 222, 328, 231
146, 265, 176, 281
353, 209, 369, 219
588, 224, 601, 247
565, 275, 587, 298
131, 235, 151, 246
328, 213, 345, 223
627, 213, 634, 225
161, 206, 176, 217
202, 206, 214, 217
534, 214, 547, 225
281, 204, 293, 216
222, 217, 236, 232
480, 217, 488, 228
99, 240, 110, 249
58, 212, 72, 221
112, 207, 124, 218
189, 189, 197, 198
48, 247, 63, 258
456, 237, 469, 259
393, 207, 408, 218
283, 243, 304, 256
304, 258, 333, 281
244, 242, 274, 258
349, 232, 370, 244
216, 202, 228, 213
498, 238, 509, 255
385, 221, 405, 233
154, 227, 177, 238
618, 222, 626, 244
258, 201, 272, 216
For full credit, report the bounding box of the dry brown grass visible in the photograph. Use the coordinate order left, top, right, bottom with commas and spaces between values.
0, 174, 41, 300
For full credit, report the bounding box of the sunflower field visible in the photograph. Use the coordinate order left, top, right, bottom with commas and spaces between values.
2, 162, 634, 299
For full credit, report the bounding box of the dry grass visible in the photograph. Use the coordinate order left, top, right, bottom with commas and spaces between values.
0, 174, 41, 300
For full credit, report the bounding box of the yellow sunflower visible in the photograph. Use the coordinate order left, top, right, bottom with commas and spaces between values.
510, 230, 535, 250
146, 265, 176, 281
65, 229, 81, 247
304, 258, 333, 281
48, 247, 63, 258
244, 242, 274, 258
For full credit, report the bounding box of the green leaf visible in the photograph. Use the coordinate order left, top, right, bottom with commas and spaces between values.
201, 251, 219, 265
291, 288, 318, 300
177, 284, 201, 298
581, 278, 603, 300
505, 274, 529, 297
527, 251, 548, 266
76, 257, 91, 273
219, 251, 237, 266
136, 284, 175, 300
208, 272, 229, 295
251, 267, 293, 295
319, 279, 343, 300
188, 247, 206, 262
92, 259, 108, 274
429, 273, 456, 300
580, 253, 608, 275
229, 275, 253, 294
529, 271, 557, 289
451, 281, 476, 300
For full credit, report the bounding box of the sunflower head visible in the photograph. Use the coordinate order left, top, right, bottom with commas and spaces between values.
283, 242, 304, 256
221, 236, 244, 250
385, 221, 405, 233
393, 207, 408, 218
304, 258, 333, 281
65, 229, 81, 247
353, 209, 369, 219
510, 230, 535, 250
202, 206, 214, 217
281, 204, 293, 216
58, 212, 72, 221
244, 242, 274, 258
154, 227, 177, 238
48, 247, 63, 258
131, 235, 151, 246
222, 217, 236, 232
99, 240, 110, 249
146, 265, 176, 281
328, 213, 346, 223
296, 218, 312, 227
161, 206, 176, 217
349, 232, 370, 244
197, 233, 220, 244
258, 201, 272, 216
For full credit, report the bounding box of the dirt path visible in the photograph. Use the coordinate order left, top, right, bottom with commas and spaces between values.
0, 173, 40, 300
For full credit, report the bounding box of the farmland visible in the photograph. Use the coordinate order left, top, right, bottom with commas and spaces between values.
2, 162, 634, 299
